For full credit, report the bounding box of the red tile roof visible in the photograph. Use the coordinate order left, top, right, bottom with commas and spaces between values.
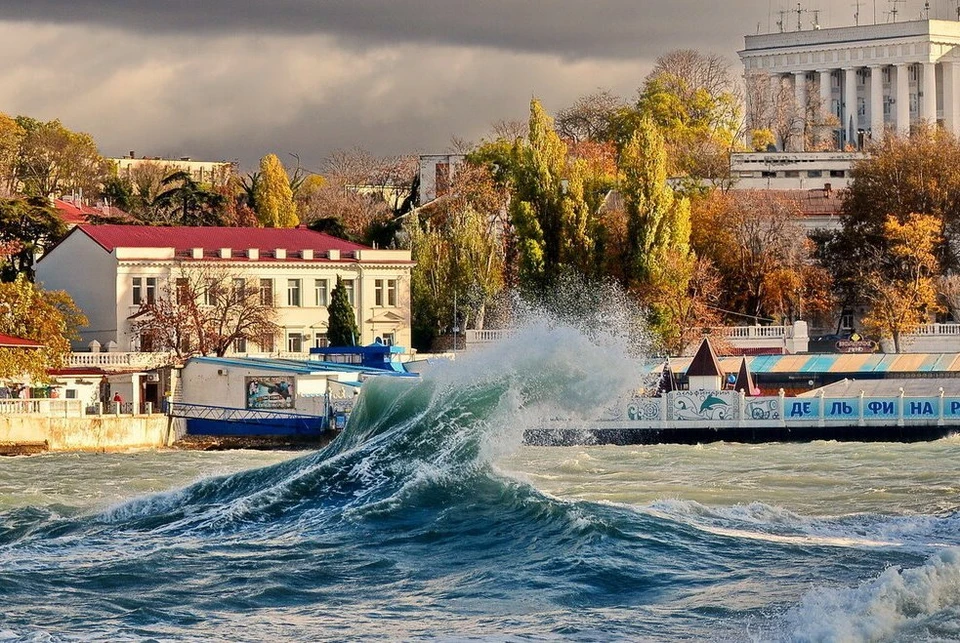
54, 200, 130, 226
77, 225, 369, 255
0, 333, 43, 348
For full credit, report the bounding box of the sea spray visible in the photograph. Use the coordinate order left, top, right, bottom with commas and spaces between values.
0, 304, 957, 640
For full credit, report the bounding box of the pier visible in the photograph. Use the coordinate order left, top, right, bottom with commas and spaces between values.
527, 389, 960, 446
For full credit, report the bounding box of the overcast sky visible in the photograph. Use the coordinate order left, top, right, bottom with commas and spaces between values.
0, 0, 951, 171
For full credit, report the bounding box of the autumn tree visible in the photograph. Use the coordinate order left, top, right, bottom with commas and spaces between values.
254, 153, 298, 228
556, 89, 625, 143
0, 113, 23, 196
630, 50, 742, 184
862, 214, 943, 353
822, 125, 960, 310
619, 118, 691, 287
506, 99, 599, 285
14, 117, 110, 198
131, 266, 279, 358
0, 196, 66, 281
0, 275, 87, 381
327, 276, 360, 347
690, 190, 832, 323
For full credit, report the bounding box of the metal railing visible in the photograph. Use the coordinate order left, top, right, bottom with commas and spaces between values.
69, 352, 175, 369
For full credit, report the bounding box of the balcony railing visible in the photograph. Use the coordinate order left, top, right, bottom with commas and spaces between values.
69, 352, 175, 370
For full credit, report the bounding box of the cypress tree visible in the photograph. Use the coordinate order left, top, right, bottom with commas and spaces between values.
327, 276, 360, 346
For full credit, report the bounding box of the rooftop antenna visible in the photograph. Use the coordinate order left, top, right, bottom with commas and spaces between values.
923, 1, 930, 19
812, 8, 821, 28
777, 9, 787, 32
887, 0, 905, 22
796, 2, 809, 30
853, 0, 861, 25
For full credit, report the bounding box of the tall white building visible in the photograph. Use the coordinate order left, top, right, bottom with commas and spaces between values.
740, 19, 960, 149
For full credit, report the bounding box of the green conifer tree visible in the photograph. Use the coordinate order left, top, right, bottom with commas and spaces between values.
326, 276, 360, 346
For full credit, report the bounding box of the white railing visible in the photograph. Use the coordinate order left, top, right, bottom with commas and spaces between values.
711, 325, 789, 339
909, 323, 960, 336
0, 398, 84, 417
464, 329, 513, 347
69, 352, 175, 370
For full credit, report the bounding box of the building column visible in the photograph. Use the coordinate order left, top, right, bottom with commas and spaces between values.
921, 61, 938, 124
896, 63, 911, 136
870, 65, 885, 142
818, 69, 833, 121
793, 71, 808, 151
843, 67, 858, 148
944, 62, 960, 136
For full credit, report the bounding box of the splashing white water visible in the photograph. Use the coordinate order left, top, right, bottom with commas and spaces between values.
782, 548, 960, 642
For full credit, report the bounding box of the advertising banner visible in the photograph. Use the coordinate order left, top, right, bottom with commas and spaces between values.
246, 376, 295, 409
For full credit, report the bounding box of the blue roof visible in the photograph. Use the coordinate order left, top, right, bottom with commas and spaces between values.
187, 356, 417, 378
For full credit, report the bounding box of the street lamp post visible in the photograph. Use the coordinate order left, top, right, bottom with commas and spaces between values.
452, 291, 459, 353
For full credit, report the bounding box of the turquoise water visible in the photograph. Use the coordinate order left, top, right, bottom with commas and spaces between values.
0, 323, 958, 641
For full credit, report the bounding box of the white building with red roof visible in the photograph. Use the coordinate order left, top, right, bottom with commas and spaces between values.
35, 225, 413, 354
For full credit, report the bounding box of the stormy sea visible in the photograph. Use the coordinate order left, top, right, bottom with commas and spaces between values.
0, 320, 958, 641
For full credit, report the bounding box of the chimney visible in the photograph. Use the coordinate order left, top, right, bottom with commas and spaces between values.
129, 150, 135, 158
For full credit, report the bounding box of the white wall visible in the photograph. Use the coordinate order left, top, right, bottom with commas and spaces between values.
35, 230, 118, 349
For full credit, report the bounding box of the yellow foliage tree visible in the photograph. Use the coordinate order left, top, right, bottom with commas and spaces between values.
862, 213, 943, 353
253, 154, 299, 228
0, 276, 87, 382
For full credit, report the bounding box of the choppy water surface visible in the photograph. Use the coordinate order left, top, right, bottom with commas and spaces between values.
1, 321, 958, 641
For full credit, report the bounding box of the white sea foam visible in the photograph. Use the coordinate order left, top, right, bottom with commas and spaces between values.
781, 548, 960, 642
638, 499, 960, 551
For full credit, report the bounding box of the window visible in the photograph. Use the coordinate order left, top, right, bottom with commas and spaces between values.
139, 330, 156, 352
259, 279, 274, 306
840, 312, 854, 331
387, 280, 397, 307
315, 279, 328, 307
784, 170, 800, 178
146, 278, 156, 304
381, 332, 395, 346
807, 170, 822, 178
760, 170, 776, 178
259, 333, 275, 353
829, 170, 846, 178
287, 332, 303, 353
343, 279, 355, 306
857, 97, 866, 117
375, 279, 384, 306
203, 279, 217, 306
65, 389, 77, 399
314, 332, 329, 349
233, 337, 247, 353
287, 279, 301, 307
232, 278, 246, 303
175, 277, 190, 304
882, 67, 891, 84
132, 277, 157, 305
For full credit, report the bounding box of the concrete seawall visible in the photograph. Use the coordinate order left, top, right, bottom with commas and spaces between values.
0, 415, 175, 452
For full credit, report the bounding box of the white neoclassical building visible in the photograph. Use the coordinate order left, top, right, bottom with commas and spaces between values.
35, 225, 414, 354
740, 19, 960, 149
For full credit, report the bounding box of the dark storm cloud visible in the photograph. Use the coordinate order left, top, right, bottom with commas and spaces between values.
0, 0, 764, 60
